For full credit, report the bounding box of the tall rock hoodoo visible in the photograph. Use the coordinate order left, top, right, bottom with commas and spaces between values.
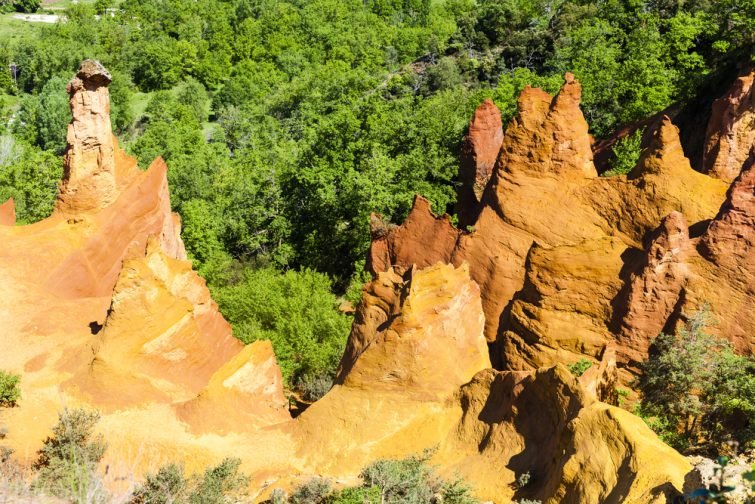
56, 60, 122, 214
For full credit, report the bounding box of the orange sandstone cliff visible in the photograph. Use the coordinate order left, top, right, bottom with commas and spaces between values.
4, 60, 752, 503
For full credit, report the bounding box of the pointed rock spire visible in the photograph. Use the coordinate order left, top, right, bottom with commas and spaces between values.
703, 67, 755, 183
629, 116, 688, 178
500, 73, 597, 179
367, 196, 460, 276
56, 60, 119, 214
457, 99, 503, 227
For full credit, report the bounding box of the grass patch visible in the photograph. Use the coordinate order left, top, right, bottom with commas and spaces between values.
0, 14, 46, 42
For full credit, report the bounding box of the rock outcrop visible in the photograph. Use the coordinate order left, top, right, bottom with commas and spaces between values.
35, 60, 187, 300
445, 365, 689, 503
616, 212, 691, 366
368, 196, 459, 275
700, 149, 755, 272
368, 72, 751, 383
0, 198, 15, 226
703, 67, 755, 182
0, 62, 287, 481
336, 262, 489, 399
457, 99, 503, 227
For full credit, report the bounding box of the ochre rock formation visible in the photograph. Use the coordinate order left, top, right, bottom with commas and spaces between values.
700, 150, 755, 272
336, 262, 489, 399
0, 198, 15, 225
368, 72, 751, 384
294, 262, 690, 503
444, 365, 689, 503
0, 61, 735, 503
57, 60, 122, 214
368, 196, 459, 275
457, 98, 503, 227
703, 67, 755, 182
0, 62, 289, 484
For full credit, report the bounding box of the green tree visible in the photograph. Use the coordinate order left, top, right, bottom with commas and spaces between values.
0, 141, 63, 223
13, 0, 39, 13
15, 75, 70, 154
213, 267, 352, 389
602, 128, 644, 177
636, 310, 755, 450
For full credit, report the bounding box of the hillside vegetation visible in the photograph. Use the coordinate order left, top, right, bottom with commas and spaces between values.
0, 0, 753, 393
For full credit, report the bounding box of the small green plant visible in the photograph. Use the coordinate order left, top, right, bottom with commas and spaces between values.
0, 371, 21, 407
270, 488, 288, 504
129, 458, 249, 504
567, 359, 592, 378
130, 463, 188, 504
296, 374, 333, 402
33, 407, 108, 502
616, 387, 630, 407
602, 128, 644, 177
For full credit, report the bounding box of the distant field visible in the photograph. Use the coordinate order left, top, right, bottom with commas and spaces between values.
41, 0, 96, 10
0, 13, 46, 41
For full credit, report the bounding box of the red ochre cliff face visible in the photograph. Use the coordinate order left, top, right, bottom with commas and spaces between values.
2, 60, 753, 503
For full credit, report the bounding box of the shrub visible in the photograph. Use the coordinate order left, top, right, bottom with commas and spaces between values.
190, 457, 249, 504
602, 128, 643, 177
129, 458, 249, 504
327, 486, 381, 504
275, 451, 477, 504
13, 0, 39, 12
0, 141, 63, 224
567, 359, 592, 378
33, 408, 107, 501
296, 374, 333, 402
290, 477, 331, 504
359, 450, 476, 504
516, 471, 531, 489
636, 309, 755, 450
130, 463, 187, 504
703, 349, 755, 449
0, 371, 21, 407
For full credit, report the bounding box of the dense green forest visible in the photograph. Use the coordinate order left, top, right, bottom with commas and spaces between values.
0, 0, 753, 395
